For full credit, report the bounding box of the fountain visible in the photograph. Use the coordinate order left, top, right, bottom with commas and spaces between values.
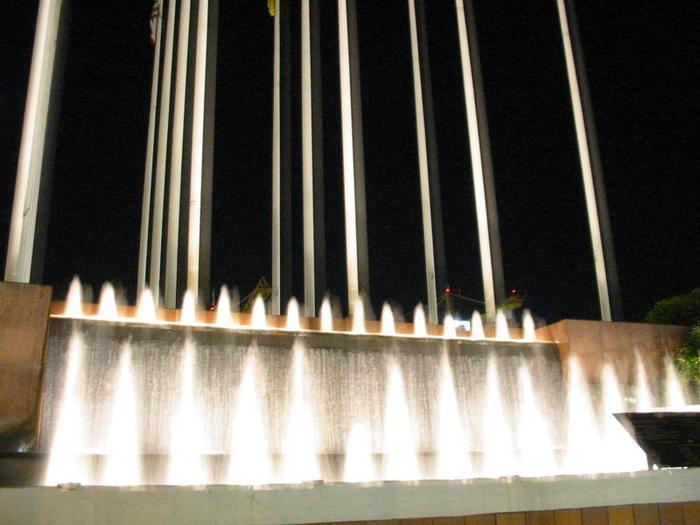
227, 346, 272, 485
33, 279, 695, 488
413, 305, 427, 337
101, 345, 141, 486
320, 299, 334, 332
215, 287, 235, 328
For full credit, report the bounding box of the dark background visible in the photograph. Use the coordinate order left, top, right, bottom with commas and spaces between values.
1, 1, 698, 323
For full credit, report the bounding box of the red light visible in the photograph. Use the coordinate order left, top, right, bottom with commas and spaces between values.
445, 287, 451, 294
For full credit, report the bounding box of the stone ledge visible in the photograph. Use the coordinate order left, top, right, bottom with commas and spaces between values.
1, 469, 699, 525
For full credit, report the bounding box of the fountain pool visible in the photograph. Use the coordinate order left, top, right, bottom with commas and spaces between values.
35, 283, 693, 487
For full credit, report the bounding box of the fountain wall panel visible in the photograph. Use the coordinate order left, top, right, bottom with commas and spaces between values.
539, 319, 688, 386
38, 318, 564, 483
0, 282, 52, 443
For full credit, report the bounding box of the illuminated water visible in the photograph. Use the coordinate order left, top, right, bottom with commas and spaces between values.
286, 299, 301, 331
380, 304, 396, 336
97, 284, 118, 320
251, 296, 267, 329
664, 355, 688, 408
41, 281, 693, 487
443, 314, 457, 339
521, 310, 536, 342
494, 310, 509, 340
320, 298, 333, 332
215, 287, 235, 328
101, 345, 141, 486
563, 358, 604, 474
516, 361, 556, 477
226, 346, 272, 485
351, 297, 365, 334
413, 305, 427, 337
470, 311, 484, 340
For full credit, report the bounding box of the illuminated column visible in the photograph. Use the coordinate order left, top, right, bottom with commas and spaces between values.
301, 0, 326, 317
271, 1, 281, 315
5, 0, 67, 283
149, 0, 178, 303
137, 0, 165, 298
187, 0, 208, 303
408, 0, 447, 325
271, 0, 293, 316
164, 0, 193, 308
338, 0, 370, 313
198, 0, 218, 308
556, 0, 622, 321
454, 0, 505, 320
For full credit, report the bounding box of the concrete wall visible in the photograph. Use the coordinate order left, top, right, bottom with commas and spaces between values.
1, 470, 699, 525
0, 282, 52, 448
537, 320, 688, 387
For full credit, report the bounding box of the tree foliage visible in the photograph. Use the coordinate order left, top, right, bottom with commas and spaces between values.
677, 322, 700, 382
644, 288, 700, 326
645, 288, 700, 382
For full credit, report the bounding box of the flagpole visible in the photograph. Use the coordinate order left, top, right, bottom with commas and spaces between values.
187, 0, 209, 303
338, 0, 369, 313
150, 0, 177, 304
556, 0, 622, 321
271, 0, 282, 315
198, 0, 218, 308
464, 0, 506, 315
138, 0, 165, 298
301, 0, 318, 317
408, 0, 438, 324
454, 0, 503, 321
310, 0, 326, 314
416, 0, 448, 322
5, 0, 64, 283
165, 0, 193, 308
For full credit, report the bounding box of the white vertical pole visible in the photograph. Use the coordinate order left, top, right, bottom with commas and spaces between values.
408, 0, 438, 325
338, 0, 360, 313
454, 0, 496, 320
271, 2, 282, 316
138, 0, 165, 298
5, 0, 62, 282
301, 0, 316, 317
187, 0, 209, 302
165, 0, 192, 308
556, 0, 611, 321
150, 0, 177, 304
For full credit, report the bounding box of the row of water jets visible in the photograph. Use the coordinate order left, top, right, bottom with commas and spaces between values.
43, 334, 690, 487
43, 279, 691, 487
60, 278, 536, 341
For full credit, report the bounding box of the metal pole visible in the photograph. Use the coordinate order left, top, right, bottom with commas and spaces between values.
271, 0, 292, 315
454, 0, 498, 320
149, 0, 177, 304
199, 0, 218, 308
165, 0, 193, 308
5, 0, 63, 282
463, 0, 506, 311
408, 0, 438, 324
187, 0, 209, 302
556, 0, 622, 321
301, 0, 325, 317
271, 2, 282, 315
301, 0, 315, 317
310, 0, 326, 314
416, 0, 448, 319
338, 0, 369, 313
138, 0, 165, 298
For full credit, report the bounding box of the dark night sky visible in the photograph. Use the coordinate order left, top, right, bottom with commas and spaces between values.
0, 1, 698, 323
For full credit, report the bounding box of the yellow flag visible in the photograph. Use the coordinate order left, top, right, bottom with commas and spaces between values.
268, 0, 276, 16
